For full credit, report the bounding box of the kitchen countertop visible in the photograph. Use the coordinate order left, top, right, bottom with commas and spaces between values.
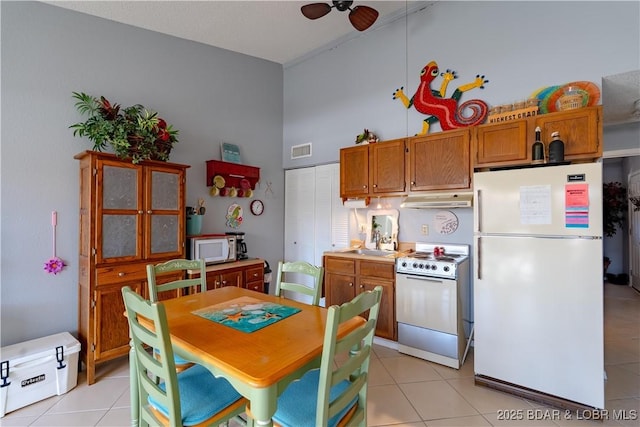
323, 248, 409, 263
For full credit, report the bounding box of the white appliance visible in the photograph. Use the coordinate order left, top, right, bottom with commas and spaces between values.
473, 162, 604, 410
396, 243, 470, 369
187, 234, 236, 265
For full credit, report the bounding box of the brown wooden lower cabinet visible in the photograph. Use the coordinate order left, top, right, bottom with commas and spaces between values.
324, 256, 396, 340
187, 259, 265, 293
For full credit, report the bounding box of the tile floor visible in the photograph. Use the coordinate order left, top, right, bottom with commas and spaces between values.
1, 283, 638, 426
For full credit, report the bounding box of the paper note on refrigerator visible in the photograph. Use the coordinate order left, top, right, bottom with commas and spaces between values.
565, 184, 589, 228
520, 185, 551, 224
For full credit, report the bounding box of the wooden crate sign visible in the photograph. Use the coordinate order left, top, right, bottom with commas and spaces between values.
487, 106, 539, 124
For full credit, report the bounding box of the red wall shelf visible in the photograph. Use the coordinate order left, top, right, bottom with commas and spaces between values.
206, 160, 260, 190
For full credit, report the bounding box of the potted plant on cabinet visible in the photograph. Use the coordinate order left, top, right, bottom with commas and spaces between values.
70, 92, 178, 164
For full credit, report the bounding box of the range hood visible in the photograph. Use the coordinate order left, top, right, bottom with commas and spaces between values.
400, 192, 473, 209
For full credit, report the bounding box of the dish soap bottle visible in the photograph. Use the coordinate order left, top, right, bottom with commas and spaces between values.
531, 126, 545, 164
548, 131, 565, 163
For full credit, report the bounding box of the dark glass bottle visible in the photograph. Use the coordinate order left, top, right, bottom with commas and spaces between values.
531, 126, 545, 164
548, 131, 565, 163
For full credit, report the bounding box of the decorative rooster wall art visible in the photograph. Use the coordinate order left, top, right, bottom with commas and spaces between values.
393, 61, 489, 135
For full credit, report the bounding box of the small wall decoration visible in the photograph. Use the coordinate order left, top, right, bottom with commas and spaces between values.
434, 210, 459, 235
44, 211, 66, 274
392, 60, 489, 135
221, 142, 242, 164
226, 203, 243, 229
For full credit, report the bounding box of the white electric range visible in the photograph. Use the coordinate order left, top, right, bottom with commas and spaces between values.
395, 243, 470, 369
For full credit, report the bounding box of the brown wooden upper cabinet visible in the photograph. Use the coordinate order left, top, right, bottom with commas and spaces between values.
340, 138, 406, 198
407, 129, 472, 192
473, 105, 602, 169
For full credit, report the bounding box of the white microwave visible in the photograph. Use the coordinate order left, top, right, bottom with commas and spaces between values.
187, 235, 236, 264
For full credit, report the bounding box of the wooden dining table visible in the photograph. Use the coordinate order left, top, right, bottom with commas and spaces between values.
129, 286, 364, 427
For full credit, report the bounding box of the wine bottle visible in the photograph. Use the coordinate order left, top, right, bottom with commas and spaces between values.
531, 126, 545, 164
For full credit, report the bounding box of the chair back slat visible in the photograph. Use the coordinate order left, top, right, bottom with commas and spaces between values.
146, 259, 207, 302
275, 260, 323, 306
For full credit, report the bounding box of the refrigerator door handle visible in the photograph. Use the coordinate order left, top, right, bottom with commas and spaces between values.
477, 237, 482, 280
476, 189, 482, 233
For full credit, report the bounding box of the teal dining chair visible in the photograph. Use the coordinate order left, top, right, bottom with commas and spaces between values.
269, 286, 383, 427
274, 260, 324, 306
147, 258, 207, 373
122, 286, 247, 427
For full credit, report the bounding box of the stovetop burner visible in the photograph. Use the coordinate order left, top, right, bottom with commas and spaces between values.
405, 252, 464, 262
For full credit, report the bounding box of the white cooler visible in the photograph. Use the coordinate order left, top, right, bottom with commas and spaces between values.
0, 332, 80, 417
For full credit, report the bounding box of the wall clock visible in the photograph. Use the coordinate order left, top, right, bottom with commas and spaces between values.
250, 199, 264, 216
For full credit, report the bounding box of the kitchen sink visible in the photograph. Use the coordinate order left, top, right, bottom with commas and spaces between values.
342, 249, 397, 257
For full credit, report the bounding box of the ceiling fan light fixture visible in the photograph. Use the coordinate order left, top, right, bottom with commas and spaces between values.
349, 5, 379, 31
301, 3, 332, 20
301, 1, 379, 31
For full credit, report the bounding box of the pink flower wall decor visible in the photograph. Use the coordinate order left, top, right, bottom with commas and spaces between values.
44, 257, 66, 275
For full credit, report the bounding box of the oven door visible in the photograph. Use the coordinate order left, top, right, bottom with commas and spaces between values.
396, 273, 457, 335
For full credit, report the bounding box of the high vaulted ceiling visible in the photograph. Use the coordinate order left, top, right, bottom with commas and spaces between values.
41, 1, 640, 126
44, 1, 424, 66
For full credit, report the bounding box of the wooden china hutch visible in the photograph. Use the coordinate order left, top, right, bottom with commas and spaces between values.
75, 151, 189, 385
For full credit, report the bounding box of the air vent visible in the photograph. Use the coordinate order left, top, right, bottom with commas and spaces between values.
291, 143, 312, 159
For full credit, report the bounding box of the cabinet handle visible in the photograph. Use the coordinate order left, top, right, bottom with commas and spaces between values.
360, 285, 364, 289
138, 210, 144, 214
253, 273, 258, 277
373, 184, 378, 188
118, 272, 125, 277
147, 210, 152, 214
222, 280, 227, 285
411, 181, 416, 185
349, 282, 353, 287
362, 185, 367, 189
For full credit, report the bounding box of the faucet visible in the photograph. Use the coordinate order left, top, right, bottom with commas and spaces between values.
374, 230, 381, 250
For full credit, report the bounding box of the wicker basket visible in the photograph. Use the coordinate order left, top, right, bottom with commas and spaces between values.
556, 92, 585, 111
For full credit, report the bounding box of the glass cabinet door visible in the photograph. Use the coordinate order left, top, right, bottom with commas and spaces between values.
145, 166, 184, 259
97, 161, 143, 263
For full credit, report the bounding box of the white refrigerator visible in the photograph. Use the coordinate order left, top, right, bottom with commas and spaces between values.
473, 162, 604, 410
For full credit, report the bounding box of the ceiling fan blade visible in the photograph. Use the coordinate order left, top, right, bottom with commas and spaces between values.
349, 5, 379, 31
301, 3, 332, 20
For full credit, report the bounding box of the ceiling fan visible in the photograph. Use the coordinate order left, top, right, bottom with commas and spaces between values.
301, 1, 379, 32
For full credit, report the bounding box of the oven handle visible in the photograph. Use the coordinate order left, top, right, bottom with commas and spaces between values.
397, 274, 449, 284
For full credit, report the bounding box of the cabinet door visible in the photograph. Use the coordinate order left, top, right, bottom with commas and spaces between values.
96, 160, 143, 264
536, 106, 601, 160
408, 130, 471, 191
285, 168, 316, 265
145, 165, 185, 260
314, 164, 349, 265
219, 270, 243, 288
358, 278, 395, 340
371, 139, 406, 194
93, 281, 143, 361
340, 145, 370, 197
326, 273, 356, 307
474, 120, 529, 167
